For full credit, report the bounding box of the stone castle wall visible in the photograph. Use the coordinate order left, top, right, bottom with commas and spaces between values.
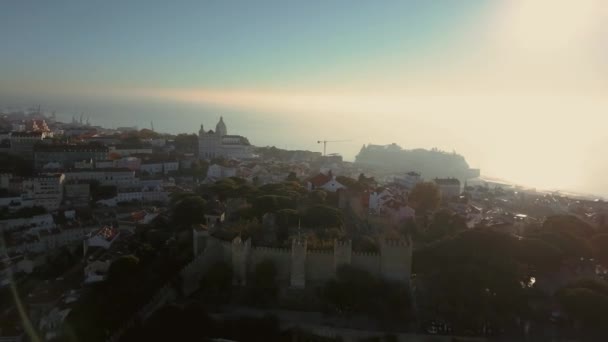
250, 246, 292, 282
351, 252, 381, 276
305, 250, 334, 283
189, 229, 412, 290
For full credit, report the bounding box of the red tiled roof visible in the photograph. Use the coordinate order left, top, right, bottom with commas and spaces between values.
308, 173, 331, 187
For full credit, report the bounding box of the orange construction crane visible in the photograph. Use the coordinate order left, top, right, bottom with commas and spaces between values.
317, 139, 350, 156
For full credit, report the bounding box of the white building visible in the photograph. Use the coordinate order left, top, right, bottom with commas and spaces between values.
63, 169, 136, 186
434, 178, 461, 200
139, 161, 179, 175
95, 160, 114, 169
163, 161, 179, 174
0, 173, 11, 189
3, 226, 95, 254
206, 164, 237, 180
394, 171, 421, 190
116, 187, 144, 203
140, 162, 163, 175
85, 226, 120, 250
113, 157, 140, 171
74, 159, 94, 169
320, 176, 346, 193
0, 193, 34, 211
0, 213, 55, 233
198, 117, 253, 160
109, 145, 152, 157
149, 138, 167, 147
369, 188, 394, 213
21, 174, 65, 211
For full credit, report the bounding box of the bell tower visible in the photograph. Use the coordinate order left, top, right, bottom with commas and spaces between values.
216, 116, 227, 136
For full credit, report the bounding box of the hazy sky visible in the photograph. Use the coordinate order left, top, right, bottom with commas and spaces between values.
1, 0, 607, 195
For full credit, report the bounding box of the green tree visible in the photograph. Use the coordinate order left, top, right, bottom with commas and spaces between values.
352, 235, 378, 253
591, 233, 608, 264
200, 261, 233, 304
286, 171, 299, 182
90, 180, 117, 201
409, 182, 441, 214
556, 280, 608, 330
310, 190, 327, 203
174, 133, 198, 153
171, 194, 207, 228
303, 205, 343, 228
248, 259, 279, 306
320, 265, 411, 321
107, 255, 140, 284
276, 209, 299, 242
252, 195, 295, 217
424, 209, 467, 242
336, 175, 365, 192
413, 229, 533, 332
516, 238, 562, 273
543, 215, 595, 238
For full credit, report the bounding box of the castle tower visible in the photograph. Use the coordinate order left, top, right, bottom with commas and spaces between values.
380, 237, 412, 284
198, 124, 205, 136
231, 235, 251, 285
333, 239, 352, 272
216, 116, 227, 136
290, 236, 307, 288
192, 226, 210, 257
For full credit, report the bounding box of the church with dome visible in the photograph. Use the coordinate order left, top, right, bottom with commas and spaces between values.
198, 117, 253, 160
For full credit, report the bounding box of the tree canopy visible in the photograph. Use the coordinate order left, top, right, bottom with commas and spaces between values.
171, 193, 207, 228
320, 265, 411, 322
409, 182, 441, 214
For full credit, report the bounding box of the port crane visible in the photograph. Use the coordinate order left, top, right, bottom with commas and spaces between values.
317, 139, 350, 156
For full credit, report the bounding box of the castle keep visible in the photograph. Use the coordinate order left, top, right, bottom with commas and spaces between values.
188, 227, 412, 293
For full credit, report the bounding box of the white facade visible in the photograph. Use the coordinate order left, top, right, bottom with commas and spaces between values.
0, 213, 55, 232
320, 177, 346, 193
85, 226, 119, 249
21, 175, 65, 211
434, 178, 462, 200
116, 188, 143, 203
0, 194, 34, 211
149, 138, 167, 147
0, 173, 11, 189
369, 188, 394, 212
105, 186, 169, 206
113, 157, 141, 170
140, 163, 163, 175
95, 160, 114, 168
109, 146, 153, 156
198, 117, 253, 160
63, 170, 136, 186
394, 172, 421, 190
206, 164, 237, 180
3, 226, 95, 254
163, 161, 179, 174
74, 160, 94, 169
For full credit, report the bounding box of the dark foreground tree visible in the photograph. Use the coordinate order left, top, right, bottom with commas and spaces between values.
171, 194, 206, 228
409, 182, 441, 214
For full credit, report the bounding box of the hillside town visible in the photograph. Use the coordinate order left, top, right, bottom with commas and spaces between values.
1, 110, 608, 342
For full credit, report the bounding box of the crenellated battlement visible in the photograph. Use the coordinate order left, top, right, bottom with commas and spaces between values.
252, 246, 290, 254
352, 251, 380, 257
232, 235, 251, 246
334, 239, 352, 247
189, 231, 412, 290
308, 249, 332, 254
381, 238, 410, 247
